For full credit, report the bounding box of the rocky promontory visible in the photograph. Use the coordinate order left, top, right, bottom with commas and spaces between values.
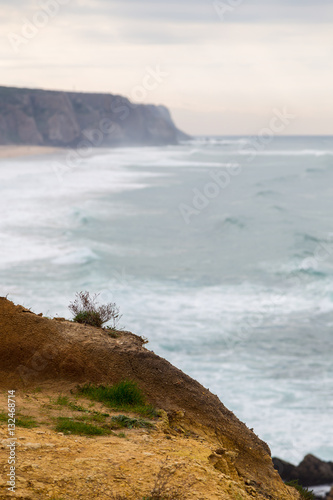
0, 298, 299, 499
0, 86, 189, 148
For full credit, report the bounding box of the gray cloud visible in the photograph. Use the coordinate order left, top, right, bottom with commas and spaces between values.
89, 0, 333, 23
2, 0, 332, 30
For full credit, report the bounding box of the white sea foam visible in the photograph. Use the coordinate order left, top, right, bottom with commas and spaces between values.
52, 247, 99, 265
1, 136, 333, 463
237, 149, 333, 157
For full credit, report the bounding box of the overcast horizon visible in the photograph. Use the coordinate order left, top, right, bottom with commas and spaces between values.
1, 0, 332, 135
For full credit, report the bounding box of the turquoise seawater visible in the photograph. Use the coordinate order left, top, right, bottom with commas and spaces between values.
1, 135, 332, 463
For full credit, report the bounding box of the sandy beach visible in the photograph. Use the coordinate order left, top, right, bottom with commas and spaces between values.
0, 145, 61, 159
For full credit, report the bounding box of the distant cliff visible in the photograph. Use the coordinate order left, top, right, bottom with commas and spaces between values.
0, 86, 189, 147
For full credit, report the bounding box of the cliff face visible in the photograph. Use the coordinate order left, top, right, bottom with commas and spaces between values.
0, 86, 189, 147
0, 298, 299, 500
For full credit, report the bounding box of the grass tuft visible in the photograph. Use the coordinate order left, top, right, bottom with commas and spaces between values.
76, 380, 157, 417
0, 412, 37, 428
55, 417, 110, 436
73, 310, 103, 328
285, 480, 315, 500
55, 395, 86, 412
77, 380, 145, 406
110, 415, 153, 429
16, 415, 38, 428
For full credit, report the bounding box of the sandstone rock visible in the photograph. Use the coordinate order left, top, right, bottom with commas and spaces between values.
25, 443, 42, 449
0, 297, 300, 500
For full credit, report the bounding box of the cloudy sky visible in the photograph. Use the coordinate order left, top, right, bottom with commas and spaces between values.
1, 0, 332, 135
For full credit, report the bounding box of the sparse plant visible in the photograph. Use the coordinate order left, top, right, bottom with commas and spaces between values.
141, 460, 184, 500
105, 326, 120, 338
16, 415, 38, 428
55, 395, 69, 406
55, 395, 86, 412
76, 380, 158, 418
69, 291, 122, 329
285, 480, 315, 500
55, 417, 111, 436
110, 415, 153, 429
0, 412, 7, 422
111, 460, 187, 500
0, 412, 38, 428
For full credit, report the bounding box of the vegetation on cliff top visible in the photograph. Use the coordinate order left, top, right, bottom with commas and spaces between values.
69, 291, 122, 329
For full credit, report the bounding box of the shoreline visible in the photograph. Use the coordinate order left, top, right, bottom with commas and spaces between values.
0, 145, 62, 159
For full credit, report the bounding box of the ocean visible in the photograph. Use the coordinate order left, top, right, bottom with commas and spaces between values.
1, 136, 332, 464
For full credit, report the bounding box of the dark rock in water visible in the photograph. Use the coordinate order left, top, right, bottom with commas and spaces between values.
273, 457, 297, 480
327, 486, 333, 499
0, 86, 190, 147
273, 454, 333, 486
297, 455, 333, 487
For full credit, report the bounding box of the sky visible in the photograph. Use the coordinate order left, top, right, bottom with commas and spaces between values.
0, 0, 332, 135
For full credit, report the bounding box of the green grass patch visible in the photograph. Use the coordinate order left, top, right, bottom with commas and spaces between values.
285, 480, 315, 500
76, 380, 158, 418
55, 417, 110, 436
77, 380, 145, 406
0, 412, 38, 428
55, 395, 86, 412
0, 411, 7, 422
76, 412, 109, 423
73, 310, 103, 328
110, 415, 154, 429
105, 326, 120, 338
55, 395, 69, 406
16, 415, 38, 428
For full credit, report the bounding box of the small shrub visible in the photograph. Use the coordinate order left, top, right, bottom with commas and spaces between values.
141, 460, 184, 500
69, 291, 121, 329
106, 326, 120, 338
74, 310, 103, 328
285, 480, 315, 500
110, 460, 189, 500
110, 415, 153, 429
55, 417, 110, 436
